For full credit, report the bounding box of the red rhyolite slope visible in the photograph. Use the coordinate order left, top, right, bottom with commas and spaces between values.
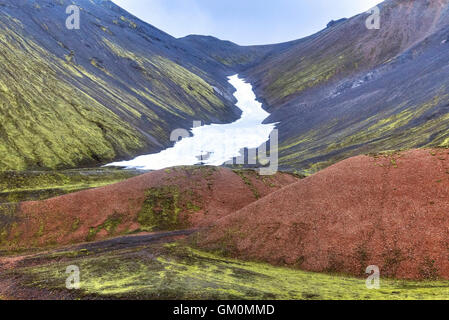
2, 167, 298, 249
196, 149, 449, 280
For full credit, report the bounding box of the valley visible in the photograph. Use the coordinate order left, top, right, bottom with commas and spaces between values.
1, 0, 449, 301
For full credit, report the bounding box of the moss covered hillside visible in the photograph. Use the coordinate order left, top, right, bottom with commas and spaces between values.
0, 168, 142, 203
5, 241, 449, 300
0, 0, 242, 170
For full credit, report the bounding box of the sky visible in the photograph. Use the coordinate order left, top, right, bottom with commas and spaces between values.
112, 0, 383, 45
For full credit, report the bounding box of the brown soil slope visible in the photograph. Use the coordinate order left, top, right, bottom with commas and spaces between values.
1, 167, 298, 250
196, 149, 449, 280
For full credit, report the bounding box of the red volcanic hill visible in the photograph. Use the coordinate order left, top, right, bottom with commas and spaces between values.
1, 167, 298, 250
196, 149, 449, 280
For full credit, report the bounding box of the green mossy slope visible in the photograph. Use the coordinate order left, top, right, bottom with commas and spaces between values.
0, 0, 239, 170
0, 168, 142, 203
8, 243, 449, 300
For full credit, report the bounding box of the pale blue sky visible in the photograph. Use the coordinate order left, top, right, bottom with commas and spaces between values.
112, 0, 383, 45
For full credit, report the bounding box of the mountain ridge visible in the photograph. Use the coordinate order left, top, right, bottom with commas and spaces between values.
240, 0, 449, 172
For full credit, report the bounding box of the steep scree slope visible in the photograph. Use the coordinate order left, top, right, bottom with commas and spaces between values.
243, 0, 449, 172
